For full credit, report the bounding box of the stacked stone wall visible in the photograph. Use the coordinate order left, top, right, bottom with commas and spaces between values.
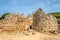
33, 10, 58, 33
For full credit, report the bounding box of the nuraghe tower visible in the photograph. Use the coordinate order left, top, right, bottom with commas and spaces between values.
33, 9, 58, 33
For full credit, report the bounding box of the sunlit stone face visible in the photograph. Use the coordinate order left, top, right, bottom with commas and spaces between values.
33, 10, 58, 33
29, 18, 32, 20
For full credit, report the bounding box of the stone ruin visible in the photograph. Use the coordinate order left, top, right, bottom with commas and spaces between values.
33, 9, 58, 33
0, 13, 32, 32
0, 9, 59, 33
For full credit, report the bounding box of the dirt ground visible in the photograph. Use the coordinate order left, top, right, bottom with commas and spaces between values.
0, 31, 60, 40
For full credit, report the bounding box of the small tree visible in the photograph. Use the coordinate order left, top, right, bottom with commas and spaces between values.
39, 8, 42, 11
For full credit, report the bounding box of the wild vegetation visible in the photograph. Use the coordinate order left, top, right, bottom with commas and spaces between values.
50, 12, 60, 24
0, 13, 10, 20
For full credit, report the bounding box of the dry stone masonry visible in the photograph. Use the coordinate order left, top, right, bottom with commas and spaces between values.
0, 13, 31, 32
33, 9, 58, 33
0, 9, 59, 34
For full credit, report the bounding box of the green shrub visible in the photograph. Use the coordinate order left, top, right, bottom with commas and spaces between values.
49, 12, 60, 24
0, 13, 10, 20
39, 8, 42, 11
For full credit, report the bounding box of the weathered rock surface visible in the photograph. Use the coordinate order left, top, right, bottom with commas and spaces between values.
0, 13, 32, 32
33, 9, 58, 33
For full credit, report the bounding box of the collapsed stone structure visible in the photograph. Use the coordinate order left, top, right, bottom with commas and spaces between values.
0, 9, 59, 33
33, 9, 58, 33
0, 13, 31, 32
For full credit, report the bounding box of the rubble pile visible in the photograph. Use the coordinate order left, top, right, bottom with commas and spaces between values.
0, 13, 32, 32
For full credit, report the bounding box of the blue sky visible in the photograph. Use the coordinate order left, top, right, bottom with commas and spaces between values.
0, 0, 60, 16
